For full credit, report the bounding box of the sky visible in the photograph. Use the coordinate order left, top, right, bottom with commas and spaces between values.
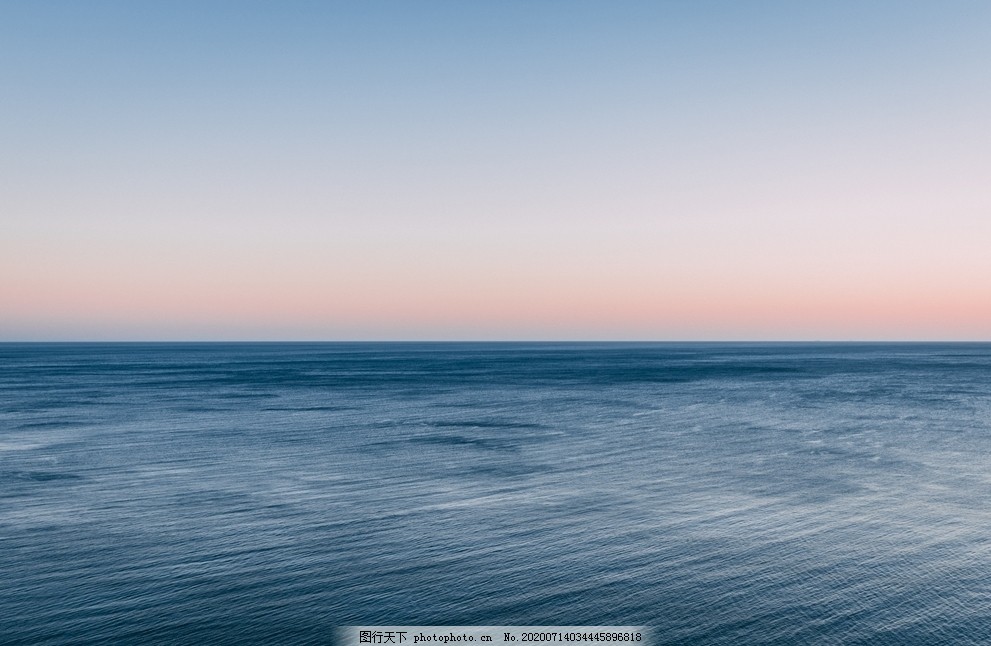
2, 1, 990, 341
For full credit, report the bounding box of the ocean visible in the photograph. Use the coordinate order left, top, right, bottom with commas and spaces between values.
2, 342, 991, 644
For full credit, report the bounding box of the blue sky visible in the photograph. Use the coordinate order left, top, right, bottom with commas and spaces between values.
3, 1, 990, 340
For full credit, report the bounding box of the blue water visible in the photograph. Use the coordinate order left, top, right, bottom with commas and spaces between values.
3, 343, 991, 644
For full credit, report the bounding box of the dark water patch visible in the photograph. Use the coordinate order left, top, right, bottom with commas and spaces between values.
260, 405, 355, 412
216, 391, 275, 400
1, 469, 86, 483
409, 434, 522, 452
1, 399, 105, 413
177, 405, 233, 413
11, 419, 87, 430
430, 419, 546, 430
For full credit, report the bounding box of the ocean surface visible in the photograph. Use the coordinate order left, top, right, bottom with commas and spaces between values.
3, 342, 991, 644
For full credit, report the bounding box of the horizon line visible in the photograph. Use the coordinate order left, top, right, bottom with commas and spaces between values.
2, 339, 990, 345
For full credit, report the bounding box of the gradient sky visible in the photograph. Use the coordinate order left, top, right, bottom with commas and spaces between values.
2, 1, 990, 340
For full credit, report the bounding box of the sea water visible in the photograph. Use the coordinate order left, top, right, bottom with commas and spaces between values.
2, 343, 991, 644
